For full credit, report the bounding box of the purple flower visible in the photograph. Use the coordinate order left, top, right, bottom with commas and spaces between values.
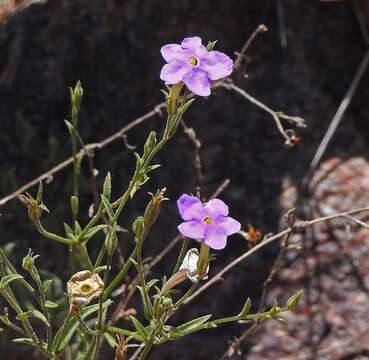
160, 37, 233, 97
177, 194, 241, 250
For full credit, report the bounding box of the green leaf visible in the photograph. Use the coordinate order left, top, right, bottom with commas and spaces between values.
13, 338, 35, 346
179, 98, 195, 114
0, 274, 24, 288
137, 286, 153, 320
63, 223, 74, 238
170, 315, 212, 339
100, 195, 114, 220
103, 172, 112, 200
52, 300, 112, 354
143, 131, 157, 159
17, 309, 49, 327
239, 298, 251, 318
106, 326, 144, 342
129, 316, 149, 340
42, 279, 53, 294
82, 225, 108, 243
0, 314, 25, 334
64, 119, 74, 136
103, 331, 117, 348
74, 221, 82, 236
93, 266, 107, 274
45, 300, 59, 309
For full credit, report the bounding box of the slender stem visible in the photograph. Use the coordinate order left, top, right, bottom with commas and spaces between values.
173, 283, 197, 310
91, 253, 113, 360
1, 289, 49, 357
53, 314, 72, 356
136, 233, 152, 320
36, 278, 52, 350
138, 334, 155, 360
34, 219, 71, 244
171, 238, 189, 275
104, 246, 137, 298
94, 245, 106, 270
76, 314, 96, 336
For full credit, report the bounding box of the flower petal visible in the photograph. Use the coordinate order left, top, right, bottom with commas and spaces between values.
215, 216, 241, 235
161, 44, 187, 62
204, 224, 227, 250
200, 50, 233, 80
183, 68, 211, 96
160, 60, 189, 84
178, 220, 206, 239
181, 36, 207, 58
177, 194, 207, 221
205, 199, 229, 217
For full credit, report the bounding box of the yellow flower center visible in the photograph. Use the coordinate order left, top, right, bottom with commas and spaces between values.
188, 56, 199, 66
203, 216, 213, 224
81, 284, 92, 293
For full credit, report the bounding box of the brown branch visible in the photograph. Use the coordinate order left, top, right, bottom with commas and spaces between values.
0, 24, 304, 207
181, 120, 203, 194
233, 24, 268, 71
182, 206, 369, 307
220, 80, 306, 146
0, 103, 166, 207
220, 208, 297, 359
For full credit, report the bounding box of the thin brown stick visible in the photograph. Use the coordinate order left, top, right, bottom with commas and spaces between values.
220, 80, 306, 146
182, 206, 369, 307
0, 24, 304, 207
220, 209, 297, 359
233, 24, 268, 71
181, 120, 203, 194
0, 103, 166, 207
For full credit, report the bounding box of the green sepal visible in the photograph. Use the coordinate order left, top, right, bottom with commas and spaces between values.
287, 290, 303, 309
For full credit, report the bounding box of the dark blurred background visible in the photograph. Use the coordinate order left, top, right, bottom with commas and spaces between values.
0, 0, 368, 359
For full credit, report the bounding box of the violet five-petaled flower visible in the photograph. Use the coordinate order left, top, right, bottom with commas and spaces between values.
160, 37, 233, 97
177, 194, 241, 250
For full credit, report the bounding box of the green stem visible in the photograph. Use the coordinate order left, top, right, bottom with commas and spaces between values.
136, 234, 152, 320
91, 253, 113, 360
138, 334, 155, 360
35, 277, 52, 350
171, 238, 188, 275
93, 245, 106, 270
53, 314, 72, 356
76, 314, 96, 336
173, 283, 197, 310
0, 289, 49, 357
34, 219, 71, 245
104, 246, 137, 298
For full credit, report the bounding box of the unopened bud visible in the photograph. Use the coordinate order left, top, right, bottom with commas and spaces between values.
143, 188, 168, 232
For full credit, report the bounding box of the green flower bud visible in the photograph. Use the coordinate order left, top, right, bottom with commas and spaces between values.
143, 188, 168, 232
